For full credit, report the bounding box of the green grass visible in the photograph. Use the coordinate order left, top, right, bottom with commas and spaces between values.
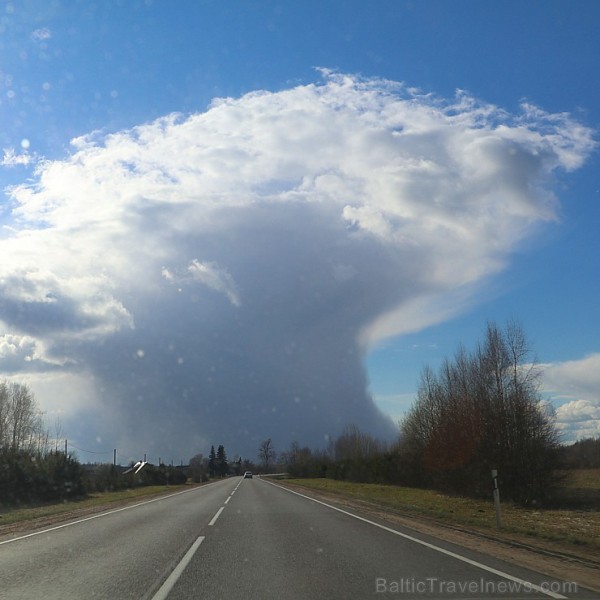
563, 468, 600, 490
553, 468, 600, 509
285, 478, 600, 551
0, 484, 193, 527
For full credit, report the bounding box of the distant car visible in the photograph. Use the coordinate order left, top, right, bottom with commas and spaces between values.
243, 471, 253, 479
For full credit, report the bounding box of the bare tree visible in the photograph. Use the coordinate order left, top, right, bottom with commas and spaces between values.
258, 438, 276, 473
401, 321, 561, 503
0, 380, 9, 448
0, 381, 47, 453
52, 417, 64, 452
188, 453, 207, 483
333, 424, 385, 462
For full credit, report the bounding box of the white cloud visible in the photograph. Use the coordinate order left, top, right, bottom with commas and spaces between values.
3, 370, 101, 441
542, 354, 600, 394
555, 400, 600, 441
31, 27, 51, 41
556, 399, 600, 423
541, 354, 600, 441
162, 259, 241, 307
0, 72, 594, 458
1, 148, 33, 167
0, 333, 41, 367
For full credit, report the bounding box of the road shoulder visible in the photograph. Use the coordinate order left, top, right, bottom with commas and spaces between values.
274, 479, 600, 595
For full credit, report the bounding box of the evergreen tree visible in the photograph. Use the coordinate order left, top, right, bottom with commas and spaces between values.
208, 445, 217, 478
216, 444, 228, 477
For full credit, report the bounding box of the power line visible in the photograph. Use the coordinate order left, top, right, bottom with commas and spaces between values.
68, 443, 113, 455
65, 442, 182, 466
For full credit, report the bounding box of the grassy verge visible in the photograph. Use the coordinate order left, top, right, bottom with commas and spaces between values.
564, 469, 600, 490
0, 484, 194, 527
284, 478, 600, 551
554, 468, 600, 508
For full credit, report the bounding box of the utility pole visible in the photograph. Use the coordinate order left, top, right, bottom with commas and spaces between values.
113, 449, 117, 466
64, 439, 68, 455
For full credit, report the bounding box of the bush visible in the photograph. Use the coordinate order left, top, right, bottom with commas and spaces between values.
87, 463, 128, 493
0, 449, 85, 505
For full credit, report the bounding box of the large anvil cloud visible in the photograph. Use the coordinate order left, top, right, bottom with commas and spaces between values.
0, 73, 594, 460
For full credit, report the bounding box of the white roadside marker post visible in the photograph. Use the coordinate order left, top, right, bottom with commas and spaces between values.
491, 469, 502, 529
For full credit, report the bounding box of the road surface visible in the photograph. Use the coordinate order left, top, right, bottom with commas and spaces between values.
0, 477, 594, 599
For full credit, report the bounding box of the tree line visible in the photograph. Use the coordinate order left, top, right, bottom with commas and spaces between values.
187, 445, 253, 483
400, 321, 560, 503
186, 438, 280, 480
0, 380, 86, 504
561, 437, 600, 469
2, 320, 593, 507
0, 386, 255, 505
1, 380, 200, 505
280, 322, 571, 506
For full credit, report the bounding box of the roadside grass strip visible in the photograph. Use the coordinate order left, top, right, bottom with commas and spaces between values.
283, 478, 600, 550
264, 479, 569, 599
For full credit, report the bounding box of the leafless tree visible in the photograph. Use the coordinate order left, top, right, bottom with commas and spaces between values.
401, 321, 560, 503
333, 424, 385, 462
188, 453, 207, 482
258, 438, 276, 473
0, 381, 47, 453
0, 380, 9, 448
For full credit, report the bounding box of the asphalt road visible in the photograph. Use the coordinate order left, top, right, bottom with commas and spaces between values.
0, 477, 595, 599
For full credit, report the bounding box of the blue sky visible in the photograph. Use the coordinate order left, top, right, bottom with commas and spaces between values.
0, 1, 598, 461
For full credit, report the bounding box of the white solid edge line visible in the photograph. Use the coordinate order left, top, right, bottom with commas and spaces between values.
151, 535, 205, 600
262, 480, 567, 600
208, 506, 225, 526
0, 478, 229, 547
